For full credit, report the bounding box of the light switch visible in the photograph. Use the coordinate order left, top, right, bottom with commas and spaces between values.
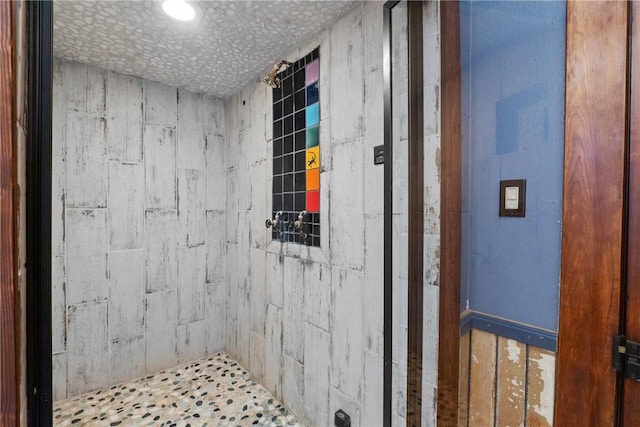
499, 179, 526, 217
505, 187, 519, 210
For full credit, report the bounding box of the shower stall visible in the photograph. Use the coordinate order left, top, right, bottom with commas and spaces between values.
39, 1, 441, 426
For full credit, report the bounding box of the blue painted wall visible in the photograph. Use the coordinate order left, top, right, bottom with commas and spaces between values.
460, 1, 566, 331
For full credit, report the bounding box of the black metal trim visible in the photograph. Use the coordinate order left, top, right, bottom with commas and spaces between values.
383, 2, 399, 427
26, 1, 53, 425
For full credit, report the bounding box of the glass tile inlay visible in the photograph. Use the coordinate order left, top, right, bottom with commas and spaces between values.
272, 48, 321, 246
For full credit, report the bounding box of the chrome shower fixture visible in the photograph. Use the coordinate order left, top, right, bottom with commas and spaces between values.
265, 211, 283, 230
262, 60, 293, 88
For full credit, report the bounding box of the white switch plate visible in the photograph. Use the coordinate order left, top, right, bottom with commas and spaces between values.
499, 179, 526, 217
505, 186, 519, 209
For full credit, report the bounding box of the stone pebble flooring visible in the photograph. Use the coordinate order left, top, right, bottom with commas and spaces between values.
53, 352, 303, 427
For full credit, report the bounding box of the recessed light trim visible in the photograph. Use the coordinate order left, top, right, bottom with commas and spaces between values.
162, 0, 196, 22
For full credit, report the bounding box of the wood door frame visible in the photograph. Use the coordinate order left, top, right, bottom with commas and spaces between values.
0, 1, 19, 424
437, 1, 462, 425
555, 1, 629, 425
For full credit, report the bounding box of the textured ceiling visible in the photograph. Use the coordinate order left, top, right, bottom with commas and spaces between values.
53, 1, 359, 98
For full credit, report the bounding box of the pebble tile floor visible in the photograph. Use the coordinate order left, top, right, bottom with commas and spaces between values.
53, 352, 303, 427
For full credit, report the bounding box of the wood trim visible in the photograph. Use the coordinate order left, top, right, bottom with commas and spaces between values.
554, 1, 629, 425
406, 2, 424, 426
437, 1, 462, 425
0, 1, 18, 424
623, 1, 640, 424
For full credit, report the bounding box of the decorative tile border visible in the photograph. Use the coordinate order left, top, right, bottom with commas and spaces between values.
272, 48, 321, 247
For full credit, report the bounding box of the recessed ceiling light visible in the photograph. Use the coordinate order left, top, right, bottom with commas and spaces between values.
162, 0, 196, 22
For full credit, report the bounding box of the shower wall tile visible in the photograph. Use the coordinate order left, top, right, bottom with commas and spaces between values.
236, 211, 252, 285
177, 320, 207, 364
177, 90, 206, 171
304, 322, 331, 426
54, 60, 226, 398
177, 245, 206, 324
250, 332, 266, 382
52, 353, 67, 401
266, 252, 284, 308
144, 125, 176, 210
108, 250, 144, 341
236, 289, 251, 367
66, 208, 107, 305
52, 255, 67, 354
237, 132, 253, 210
67, 300, 109, 396
106, 72, 143, 163
65, 113, 107, 208
108, 162, 144, 250
51, 82, 66, 256
329, 139, 364, 270
224, 242, 239, 318
206, 133, 226, 211
177, 168, 206, 247
329, 8, 364, 144
145, 210, 177, 293
206, 210, 226, 283
363, 69, 384, 215
363, 213, 384, 354
110, 336, 145, 385
283, 257, 304, 363
237, 85, 252, 133
249, 160, 268, 250
249, 85, 268, 165
205, 282, 225, 353
265, 303, 283, 399
330, 267, 363, 402
143, 80, 177, 128
225, 170, 238, 244
62, 61, 106, 115
145, 290, 178, 373
303, 261, 331, 332
249, 248, 266, 335
283, 355, 305, 420
363, 1, 384, 77
361, 349, 384, 427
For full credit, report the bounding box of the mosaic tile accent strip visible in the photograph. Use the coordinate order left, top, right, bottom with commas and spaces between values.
53, 353, 303, 427
272, 48, 321, 247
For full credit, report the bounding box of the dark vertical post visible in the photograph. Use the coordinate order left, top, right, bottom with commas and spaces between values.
383, 2, 398, 426
26, 1, 53, 425
0, 1, 18, 424
406, 2, 424, 425
438, 1, 462, 425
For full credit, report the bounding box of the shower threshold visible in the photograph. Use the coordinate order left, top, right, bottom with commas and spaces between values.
53, 352, 303, 426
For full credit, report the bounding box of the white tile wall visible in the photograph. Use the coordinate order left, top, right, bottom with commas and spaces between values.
52, 59, 226, 398
222, 3, 441, 426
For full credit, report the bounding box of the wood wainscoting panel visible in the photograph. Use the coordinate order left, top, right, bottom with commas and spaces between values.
496, 337, 526, 426
461, 329, 556, 427
467, 330, 496, 427
458, 331, 470, 427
